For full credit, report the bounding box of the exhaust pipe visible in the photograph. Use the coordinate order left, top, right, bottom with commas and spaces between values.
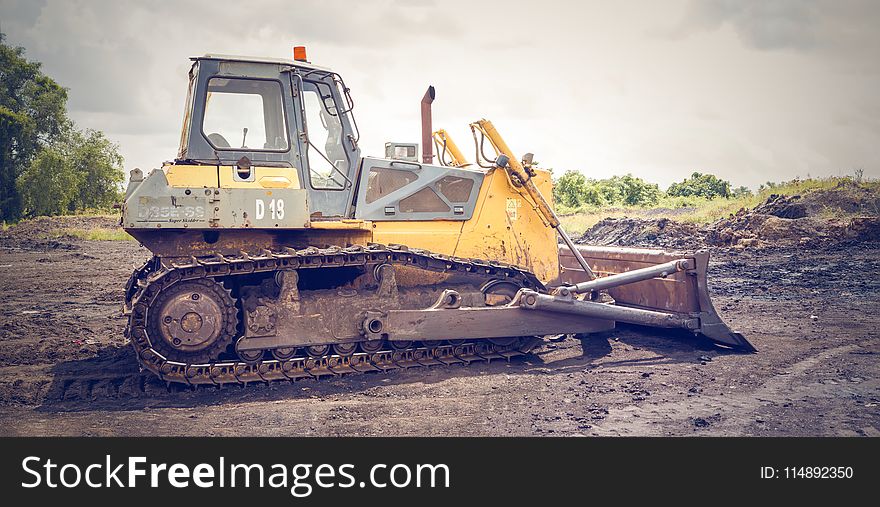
421, 85, 435, 164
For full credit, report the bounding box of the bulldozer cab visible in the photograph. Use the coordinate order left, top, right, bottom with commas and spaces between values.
176, 55, 360, 217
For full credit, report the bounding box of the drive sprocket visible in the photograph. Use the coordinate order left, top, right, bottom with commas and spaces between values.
146, 278, 238, 363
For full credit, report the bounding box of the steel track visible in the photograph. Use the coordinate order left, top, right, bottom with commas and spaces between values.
124, 243, 546, 386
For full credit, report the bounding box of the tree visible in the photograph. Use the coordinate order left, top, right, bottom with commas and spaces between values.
65, 129, 124, 211
667, 172, 731, 199
0, 107, 29, 218
16, 129, 124, 217
578, 182, 604, 206
1, 33, 70, 221
553, 171, 661, 208
16, 147, 82, 217
552, 170, 607, 208
608, 174, 662, 206
1, 32, 124, 220
732, 185, 752, 198
593, 178, 621, 204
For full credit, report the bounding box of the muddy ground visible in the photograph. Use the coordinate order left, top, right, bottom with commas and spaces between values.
0, 212, 878, 436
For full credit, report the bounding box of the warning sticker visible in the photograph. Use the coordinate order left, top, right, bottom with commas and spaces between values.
506, 198, 521, 221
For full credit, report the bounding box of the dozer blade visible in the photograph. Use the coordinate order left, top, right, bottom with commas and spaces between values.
558, 245, 756, 352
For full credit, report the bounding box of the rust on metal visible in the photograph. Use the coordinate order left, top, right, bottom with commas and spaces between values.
558, 245, 755, 351
421, 85, 435, 164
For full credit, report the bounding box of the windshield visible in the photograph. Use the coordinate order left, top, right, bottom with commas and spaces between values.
202, 77, 289, 151
302, 80, 349, 189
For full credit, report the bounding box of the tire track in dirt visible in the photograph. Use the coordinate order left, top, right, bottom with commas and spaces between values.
590, 344, 876, 436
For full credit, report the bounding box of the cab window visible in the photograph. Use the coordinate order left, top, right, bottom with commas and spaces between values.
202, 78, 289, 151
302, 81, 348, 189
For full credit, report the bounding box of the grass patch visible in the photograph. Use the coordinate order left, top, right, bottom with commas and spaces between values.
57, 228, 134, 241
71, 208, 120, 219
673, 196, 757, 224
559, 210, 629, 235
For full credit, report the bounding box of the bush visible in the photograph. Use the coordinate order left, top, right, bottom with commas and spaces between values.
667, 172, 731, 199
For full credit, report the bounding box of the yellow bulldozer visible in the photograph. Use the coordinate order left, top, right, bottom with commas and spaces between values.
121, 48, 753, 385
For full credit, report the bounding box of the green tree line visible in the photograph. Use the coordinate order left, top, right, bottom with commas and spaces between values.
1, 33, 124, 221
552, 170, 753, 209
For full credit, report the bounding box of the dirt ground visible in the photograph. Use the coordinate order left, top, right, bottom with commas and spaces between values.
0, 213, 878, 436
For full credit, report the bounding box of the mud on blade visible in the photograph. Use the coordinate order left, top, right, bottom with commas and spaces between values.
558, 245, 756, 352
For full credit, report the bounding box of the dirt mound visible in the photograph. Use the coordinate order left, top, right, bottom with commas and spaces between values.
580, 184, 880, 250
749, 181, 879, 219
707, 190, 879, 248
581, 217, 705, 249
0, 215, 121, 252
1, 215, 119, 242
751, 194, 809, 218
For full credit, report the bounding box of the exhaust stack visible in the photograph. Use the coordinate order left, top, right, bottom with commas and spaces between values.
421, 85, 435, 164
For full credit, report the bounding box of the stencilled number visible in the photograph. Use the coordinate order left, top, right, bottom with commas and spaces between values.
255, 199, 285, 220
269, 198, 284, 219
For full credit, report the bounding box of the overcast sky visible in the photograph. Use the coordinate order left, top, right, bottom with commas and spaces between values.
2, 0, 878, 189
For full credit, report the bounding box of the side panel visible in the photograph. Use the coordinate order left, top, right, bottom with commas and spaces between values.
456, 168, 558, 282
123, 168, 309, 230
371, 167, 560, 283
165, 164, 217, 188
164, 164, 303, 190
371, 220, 466, 254
354, 157, 485, 221
217, 165, 301, 189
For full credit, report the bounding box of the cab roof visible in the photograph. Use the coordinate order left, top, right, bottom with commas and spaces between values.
191, 53, 332, 73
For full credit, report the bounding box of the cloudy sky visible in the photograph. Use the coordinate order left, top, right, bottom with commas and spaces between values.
1, 0, 878, 189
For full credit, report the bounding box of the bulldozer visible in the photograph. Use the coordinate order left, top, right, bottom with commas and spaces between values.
121, 49, 754, 386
